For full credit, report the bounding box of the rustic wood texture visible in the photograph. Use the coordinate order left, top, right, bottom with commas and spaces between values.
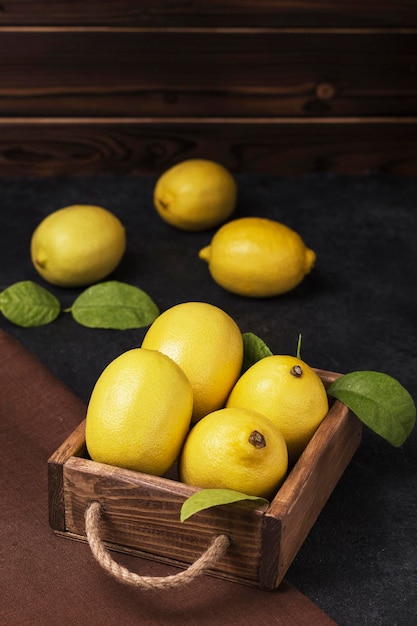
0, 1, 417, 27
0, 30, 416, 119
48, 420, 88, 531
48, 370, 362, 589
1, 120, 417, 177
62, 455, 266, 585
0, 2, 416, 175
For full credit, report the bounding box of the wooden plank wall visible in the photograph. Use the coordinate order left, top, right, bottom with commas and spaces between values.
0, 1, 417, 176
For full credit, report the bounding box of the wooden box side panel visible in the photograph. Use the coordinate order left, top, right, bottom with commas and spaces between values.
62, 456, 267, 585
47, 419, 87, 531
261, 401, 362, 588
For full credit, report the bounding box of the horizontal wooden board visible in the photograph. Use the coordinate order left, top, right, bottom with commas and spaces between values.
0, 30, 416, 118
1, 119, 417, 176
0, 1, 416, 27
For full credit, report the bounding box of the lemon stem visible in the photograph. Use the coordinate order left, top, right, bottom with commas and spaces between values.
249, 430, 266, 448
296, 333, 302, 359
291, 365, 303, 378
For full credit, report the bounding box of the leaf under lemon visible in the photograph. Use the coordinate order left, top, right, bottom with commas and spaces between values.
180, 488, 269, 523
241, 332, 273, 373
0, 280, 61, 327
328, 371, 416, 447
70, 281, 159, 329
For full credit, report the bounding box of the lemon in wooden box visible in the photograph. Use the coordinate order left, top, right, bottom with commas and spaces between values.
141, 301, 243, 423
179, 406, 289, 498
48, 367, 362, 590
85, 347, 193, 476
227, 355, 329, 465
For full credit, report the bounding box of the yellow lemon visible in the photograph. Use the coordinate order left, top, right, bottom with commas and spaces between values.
179, 407, 288, 498
226, 355, 329, 464
141, 302, 243, 423
30, 204, 126, 287
153, 159, 237, 231
85, 348, 193, 476
199, 217, 316, 297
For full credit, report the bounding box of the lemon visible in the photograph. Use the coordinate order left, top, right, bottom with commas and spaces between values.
85, 348, 193, 476
199, 217, 316, 297
226, 355, 329, 464
30, 204, 126, 287
153, 159, 237, 231
141, 302, 243, 423
179, 407, 288, 498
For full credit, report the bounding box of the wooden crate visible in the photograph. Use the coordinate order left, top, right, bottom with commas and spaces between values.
48, 369, 362, 589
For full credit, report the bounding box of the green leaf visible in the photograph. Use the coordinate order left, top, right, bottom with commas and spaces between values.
0, 281, 60, 327
241, 332, 273, 373
328, 371, 416, 447
70, 281, 159, 329
180, 488, 269, 522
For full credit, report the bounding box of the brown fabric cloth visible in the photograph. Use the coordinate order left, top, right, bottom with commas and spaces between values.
0, 330, 336, 626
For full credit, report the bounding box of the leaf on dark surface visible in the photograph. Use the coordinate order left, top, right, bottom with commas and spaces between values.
0, 281, 61, 327
70, 281, 159, 329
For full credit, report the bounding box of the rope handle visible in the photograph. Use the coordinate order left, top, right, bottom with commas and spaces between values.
84, 501, 231, 590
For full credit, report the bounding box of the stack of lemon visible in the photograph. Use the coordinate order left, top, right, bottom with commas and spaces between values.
86, 302, 328, 499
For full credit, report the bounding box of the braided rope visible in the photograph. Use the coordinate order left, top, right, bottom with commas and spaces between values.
85, 501, 231, 590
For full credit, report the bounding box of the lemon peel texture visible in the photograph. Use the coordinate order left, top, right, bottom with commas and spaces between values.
179, 407, 288, 498
153, 159, 237, 231
85, 348, 193, 476
199, 216, 316, 297
141, 301, 243, 423
30, 204, 126, 288
227, 355, 329, 464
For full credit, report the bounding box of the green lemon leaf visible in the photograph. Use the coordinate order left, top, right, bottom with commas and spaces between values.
70, 281, 159, 329
180, 488, 269, 522
328, 371, 416, 447
241, 332, 273, 373
0, 281, 60, 327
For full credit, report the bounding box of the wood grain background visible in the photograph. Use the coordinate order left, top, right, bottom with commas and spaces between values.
1, 1, 416, 176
